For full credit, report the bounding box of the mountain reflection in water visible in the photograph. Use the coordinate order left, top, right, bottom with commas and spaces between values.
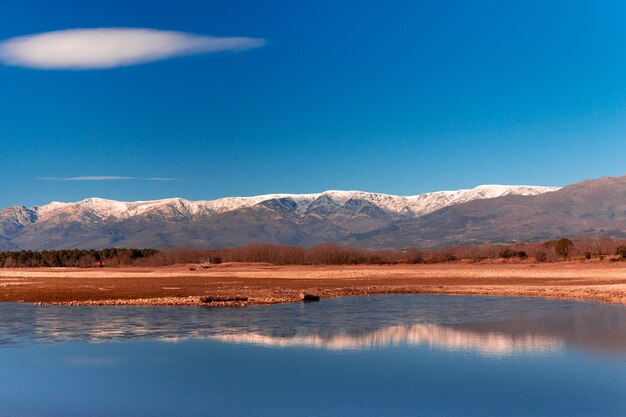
212, 323, 562, 355
1, 295, 626, 356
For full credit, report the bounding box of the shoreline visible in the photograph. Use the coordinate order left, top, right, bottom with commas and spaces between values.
34, 286, 626, 307
2, 262, 625, 307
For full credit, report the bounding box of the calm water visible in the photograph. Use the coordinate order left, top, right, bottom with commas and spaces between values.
1, 295, 626, 416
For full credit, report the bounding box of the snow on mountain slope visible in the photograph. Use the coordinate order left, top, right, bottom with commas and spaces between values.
404, 185, 559, 216
7, 184, 559, 226
0, 206, 38, 233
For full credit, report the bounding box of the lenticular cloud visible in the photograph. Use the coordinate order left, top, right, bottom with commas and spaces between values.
0, 28, 265, 69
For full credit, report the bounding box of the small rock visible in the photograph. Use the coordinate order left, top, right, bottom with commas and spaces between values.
299, 293, 320, 302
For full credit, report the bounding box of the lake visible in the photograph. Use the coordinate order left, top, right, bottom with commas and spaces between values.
1, 294, 626, 416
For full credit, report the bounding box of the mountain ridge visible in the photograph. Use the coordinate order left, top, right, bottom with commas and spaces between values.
5, 175, 625, 250
0, 184, 558, 250
341, 175, 626, 248
10, 184, 559, 221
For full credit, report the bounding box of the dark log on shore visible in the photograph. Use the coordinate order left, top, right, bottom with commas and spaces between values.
200, 296, 249, 303
299, 293, 320, 302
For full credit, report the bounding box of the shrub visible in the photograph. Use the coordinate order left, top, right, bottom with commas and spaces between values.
408, 255, 424, 264
443, 253, 458, 262
554, 238, 574, 260
368, 255, 386, 265
499, 249, 518, 259
499, 249, 527, 260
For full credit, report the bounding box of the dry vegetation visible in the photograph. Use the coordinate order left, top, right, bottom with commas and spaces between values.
2, 238, 626, 269
1, 239, 625, 307
141, 238, 626, 266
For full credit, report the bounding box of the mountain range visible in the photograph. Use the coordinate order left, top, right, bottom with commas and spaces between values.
0, 175, 623, 250
345, 175, 626, 248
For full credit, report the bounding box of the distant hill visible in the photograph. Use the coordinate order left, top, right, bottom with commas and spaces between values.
0, 185, 556, 250
342, 175, 626, 248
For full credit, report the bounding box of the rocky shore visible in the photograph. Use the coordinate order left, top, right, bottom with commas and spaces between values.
3, 262, 626, 307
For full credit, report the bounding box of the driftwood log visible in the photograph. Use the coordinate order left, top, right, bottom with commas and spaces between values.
200, 296, 249, 303
299, 293, 320, 302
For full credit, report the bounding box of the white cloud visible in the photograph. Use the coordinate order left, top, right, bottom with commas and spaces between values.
38, 176, 181, 181
65, 176, 134, 181
0, 28, 265, 69
39, 176, 134, 181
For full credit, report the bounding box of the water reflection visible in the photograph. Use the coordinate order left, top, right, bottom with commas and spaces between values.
213, 323, 562, 355
1, 295, 626, 356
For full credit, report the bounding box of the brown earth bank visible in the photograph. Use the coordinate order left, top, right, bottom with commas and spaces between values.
0, 262, 625, 306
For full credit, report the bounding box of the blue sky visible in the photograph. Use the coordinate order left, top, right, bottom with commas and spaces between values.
1, 0, 626, 207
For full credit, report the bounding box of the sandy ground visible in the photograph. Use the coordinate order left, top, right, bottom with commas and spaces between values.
1, 262, 626, 306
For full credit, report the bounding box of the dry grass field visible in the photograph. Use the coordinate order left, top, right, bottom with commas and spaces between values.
1, 261, 626, 306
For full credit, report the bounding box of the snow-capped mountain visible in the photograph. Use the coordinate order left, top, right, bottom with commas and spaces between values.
343, 175, 626, 248
0, 184, 559, 250
23, 184, 557, 222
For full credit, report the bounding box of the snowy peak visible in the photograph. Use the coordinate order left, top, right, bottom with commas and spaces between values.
3, 175, 624, 251
404, 185, 559, 216
10, 184, 559, 225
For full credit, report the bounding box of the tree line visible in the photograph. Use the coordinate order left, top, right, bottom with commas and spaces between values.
1, 238, 625, 268
0, 248, 158, 268
141, 238, 626, 266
